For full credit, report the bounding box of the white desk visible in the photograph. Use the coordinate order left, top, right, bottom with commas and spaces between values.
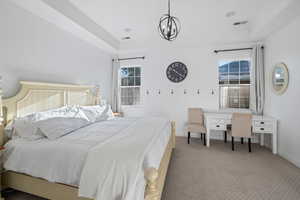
205, 112, 278, 154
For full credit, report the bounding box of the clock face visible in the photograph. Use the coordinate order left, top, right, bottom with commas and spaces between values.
166, 62, 188, 83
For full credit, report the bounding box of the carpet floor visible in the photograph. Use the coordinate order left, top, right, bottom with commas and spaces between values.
4, 137, 300, 200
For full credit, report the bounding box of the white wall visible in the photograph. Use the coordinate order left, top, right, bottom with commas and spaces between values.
119, 46, 218, 136
264, 15, 300, 167
119, 43, 256, 139
0, 1, 112, 101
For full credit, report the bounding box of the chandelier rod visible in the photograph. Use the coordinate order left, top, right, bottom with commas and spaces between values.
168, 0, 170, 16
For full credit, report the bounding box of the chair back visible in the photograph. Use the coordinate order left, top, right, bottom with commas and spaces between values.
188, 108, 204, 125
232, 113, 252, 138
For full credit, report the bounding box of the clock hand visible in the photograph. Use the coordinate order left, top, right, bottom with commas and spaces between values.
172, 69, 185, 78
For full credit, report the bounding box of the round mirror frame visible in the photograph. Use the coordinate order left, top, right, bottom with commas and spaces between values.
272, 62, 289, 95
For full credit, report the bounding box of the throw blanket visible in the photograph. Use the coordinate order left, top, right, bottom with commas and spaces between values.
79, 117, 169, 200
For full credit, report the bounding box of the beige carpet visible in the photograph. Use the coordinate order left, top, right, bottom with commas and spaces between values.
5, 137, 300, 200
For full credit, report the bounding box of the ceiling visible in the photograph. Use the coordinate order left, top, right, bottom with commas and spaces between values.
10, 0, 300, 52
69, 0, 295, 50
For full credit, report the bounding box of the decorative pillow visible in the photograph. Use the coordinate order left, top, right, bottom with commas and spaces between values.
36, 117, 90, 140
79, 104, 115, 122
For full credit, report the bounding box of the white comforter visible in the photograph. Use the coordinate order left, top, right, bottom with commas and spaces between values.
79, 117, 169, 200
3, 117, 171, 199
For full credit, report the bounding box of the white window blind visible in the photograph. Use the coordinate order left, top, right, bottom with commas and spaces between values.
120, 67, 141, 106
219, 60, 251, 109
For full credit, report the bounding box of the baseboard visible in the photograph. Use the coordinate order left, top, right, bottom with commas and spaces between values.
279, 152, 300, 168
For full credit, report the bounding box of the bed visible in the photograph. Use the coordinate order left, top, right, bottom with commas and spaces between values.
0, 81, 176, 200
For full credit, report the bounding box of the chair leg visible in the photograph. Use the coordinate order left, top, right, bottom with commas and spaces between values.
203, 134, 206, 146
188, 132, 191, 144
241, 138, 244, 144
200, 133, 203, 140
232, 136, 234, 151
224, 131, 227, 143
248, 138, 252, 153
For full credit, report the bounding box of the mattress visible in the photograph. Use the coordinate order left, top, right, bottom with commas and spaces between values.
3, 117, 171, 187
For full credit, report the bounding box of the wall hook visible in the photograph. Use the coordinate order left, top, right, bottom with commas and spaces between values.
197, 89, 200, 94
146, 90, 149, 95
184, 89, 187, 94
171, 89, 174, 94
158, 89, 161, 94
211, 89, 215, 95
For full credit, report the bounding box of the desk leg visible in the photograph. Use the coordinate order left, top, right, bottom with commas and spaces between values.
273, 127, 278, 154
206, 128, 210, 147
260, 134, 264, 146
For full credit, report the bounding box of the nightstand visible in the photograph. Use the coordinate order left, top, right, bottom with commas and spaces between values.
113, 112, 123, 117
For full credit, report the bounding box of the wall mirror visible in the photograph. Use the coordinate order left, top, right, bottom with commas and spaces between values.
272, 63, 289, 95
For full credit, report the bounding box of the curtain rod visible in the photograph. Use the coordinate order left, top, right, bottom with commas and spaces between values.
112, 56, 145, 62
214, 46, 264, 54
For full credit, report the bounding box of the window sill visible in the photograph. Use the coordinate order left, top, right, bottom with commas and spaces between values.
217, 108, 252, 113
121, 105, 143, 109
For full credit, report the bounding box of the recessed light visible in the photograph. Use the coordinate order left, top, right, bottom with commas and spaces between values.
124, 28, 132, 33
226, 11, 236, 18
233, 21, 248, 26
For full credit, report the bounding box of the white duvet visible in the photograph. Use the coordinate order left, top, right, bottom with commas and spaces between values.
79, 117, 169, 200
3, 117, 171, 198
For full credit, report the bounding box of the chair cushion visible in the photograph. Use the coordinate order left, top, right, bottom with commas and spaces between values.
187, 123, 206, 133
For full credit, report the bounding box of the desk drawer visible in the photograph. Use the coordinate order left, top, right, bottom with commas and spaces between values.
209, 119, 229, 125
253, 126, 273, 133
210, 123, 226, 131
253, 120, 273, 127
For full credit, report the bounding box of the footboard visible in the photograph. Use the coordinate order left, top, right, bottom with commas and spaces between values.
144, 121, 175, 200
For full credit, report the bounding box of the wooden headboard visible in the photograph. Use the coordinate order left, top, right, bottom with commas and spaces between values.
0, 81, 100, 144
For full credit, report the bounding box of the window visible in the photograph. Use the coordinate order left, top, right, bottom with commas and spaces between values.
219, 60, 250, 109
120, 66, 141, 106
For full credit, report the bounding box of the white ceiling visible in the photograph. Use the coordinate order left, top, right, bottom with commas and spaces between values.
10, 0, 300, 52
69, 0, 296, 50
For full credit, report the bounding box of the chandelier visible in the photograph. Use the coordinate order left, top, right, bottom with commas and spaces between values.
158, 0, 181, 41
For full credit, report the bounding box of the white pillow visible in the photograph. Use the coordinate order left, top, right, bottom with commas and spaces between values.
10, 106, 89, 140
33, 106, 89, 122
36, 117, 90, 140
105, 105, 115, 120
4, 121, 14, 139
80, 104, 115, 122
12, 119, 44, 140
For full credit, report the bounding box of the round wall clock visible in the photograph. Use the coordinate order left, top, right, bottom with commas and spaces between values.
166, 62, 188, 83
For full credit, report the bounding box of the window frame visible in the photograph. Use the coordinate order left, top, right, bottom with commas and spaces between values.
119, 65, 142, 107
218, 59, 251, 110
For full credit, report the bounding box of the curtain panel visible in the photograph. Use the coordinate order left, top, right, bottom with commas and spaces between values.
250, 44, 265, 115
111, 59, 121, 112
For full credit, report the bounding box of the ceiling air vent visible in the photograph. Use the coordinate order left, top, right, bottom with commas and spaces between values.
233, 21, 248, 26
122, 36, 131, 40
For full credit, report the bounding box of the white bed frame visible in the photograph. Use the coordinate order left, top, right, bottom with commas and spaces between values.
0, 81, 176, 200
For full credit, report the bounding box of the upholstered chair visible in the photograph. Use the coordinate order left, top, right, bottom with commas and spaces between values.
187, 108, 206, 145
230, 113, 253, 152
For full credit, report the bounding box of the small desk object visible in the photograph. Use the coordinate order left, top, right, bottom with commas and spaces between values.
205, 112, 277, 154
